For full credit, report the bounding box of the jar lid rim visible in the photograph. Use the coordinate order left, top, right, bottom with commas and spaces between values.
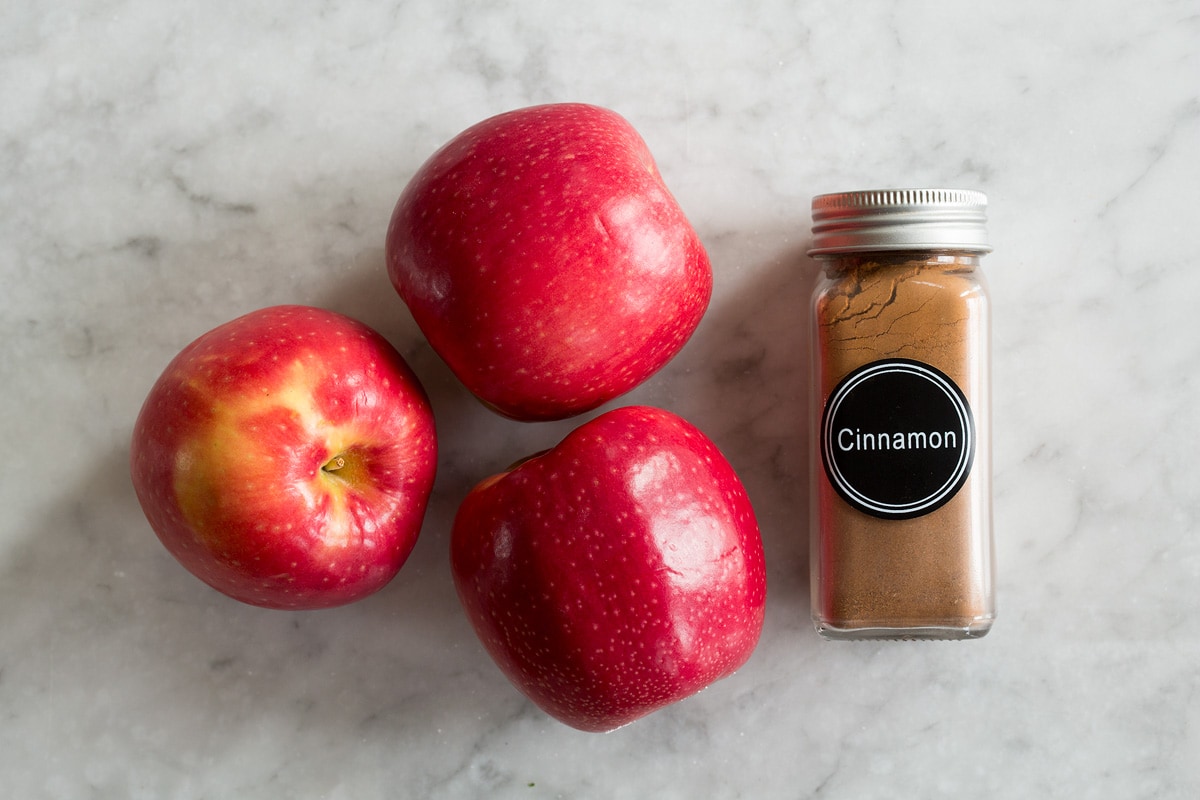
808, 188, 991, 256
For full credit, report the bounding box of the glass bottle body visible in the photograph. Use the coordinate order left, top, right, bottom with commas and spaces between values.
810, 251, 994, 640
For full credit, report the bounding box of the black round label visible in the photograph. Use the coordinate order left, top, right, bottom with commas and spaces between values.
821, 358, 975, 520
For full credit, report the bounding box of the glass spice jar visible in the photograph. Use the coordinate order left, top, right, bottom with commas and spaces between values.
808, 189, 995, 640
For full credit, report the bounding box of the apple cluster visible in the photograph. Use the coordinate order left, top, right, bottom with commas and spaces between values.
130, 103, 766, 733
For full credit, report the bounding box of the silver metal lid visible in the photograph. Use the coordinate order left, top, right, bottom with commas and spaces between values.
808, 188, 991, 255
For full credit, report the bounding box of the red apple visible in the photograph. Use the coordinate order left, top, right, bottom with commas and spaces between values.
130, 305, 437, 610
450, 405, 766, 732
385, 102, 712, 422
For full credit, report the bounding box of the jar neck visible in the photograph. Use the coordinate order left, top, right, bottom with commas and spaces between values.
815, 250, 982, 271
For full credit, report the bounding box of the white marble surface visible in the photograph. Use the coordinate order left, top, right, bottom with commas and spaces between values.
2, 1, 1198, 797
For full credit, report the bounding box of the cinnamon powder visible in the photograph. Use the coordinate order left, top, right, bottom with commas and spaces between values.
811, 252, 994, 638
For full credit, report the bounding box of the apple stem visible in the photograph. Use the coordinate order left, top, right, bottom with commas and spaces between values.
323, 456, 346, 473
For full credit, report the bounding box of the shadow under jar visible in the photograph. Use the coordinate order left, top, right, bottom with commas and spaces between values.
808, 189, 995, 641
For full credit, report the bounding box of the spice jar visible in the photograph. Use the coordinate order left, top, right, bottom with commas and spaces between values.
808, 189, 994, 640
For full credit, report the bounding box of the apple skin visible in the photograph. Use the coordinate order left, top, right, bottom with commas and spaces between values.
450, 406, 766, 732
385, 103, 712, 422
130, 305, 437, 610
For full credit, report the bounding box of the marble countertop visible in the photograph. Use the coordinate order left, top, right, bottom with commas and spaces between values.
3, 1, 1198, 797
